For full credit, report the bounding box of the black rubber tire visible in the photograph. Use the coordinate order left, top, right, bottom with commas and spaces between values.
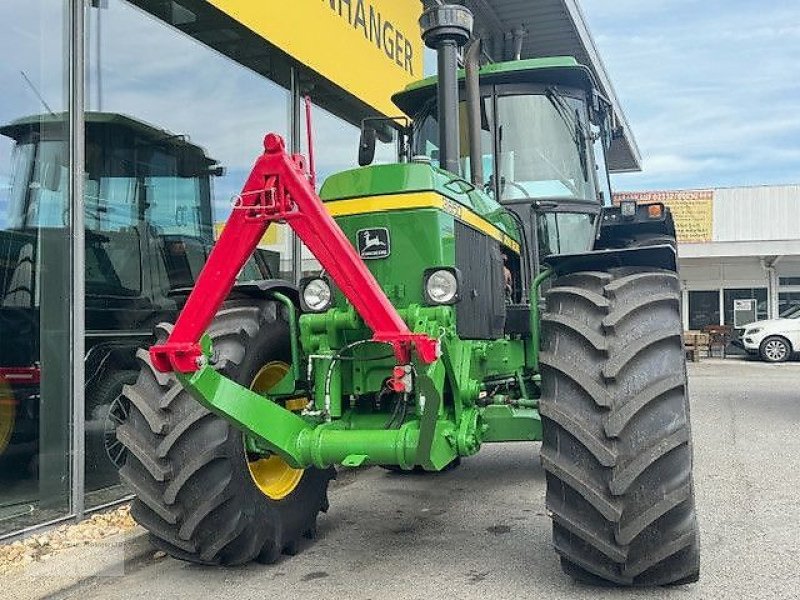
117, 298, 334, 566
759, 335, 792, 363
539, 268, 699, 586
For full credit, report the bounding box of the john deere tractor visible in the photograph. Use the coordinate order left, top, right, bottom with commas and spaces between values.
117, 5, 699, 586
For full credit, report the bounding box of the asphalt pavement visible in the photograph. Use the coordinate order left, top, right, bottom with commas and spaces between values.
5, 358, 800, 600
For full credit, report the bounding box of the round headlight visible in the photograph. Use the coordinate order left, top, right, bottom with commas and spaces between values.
425, 269, 459, 304
302, 278, 332, 312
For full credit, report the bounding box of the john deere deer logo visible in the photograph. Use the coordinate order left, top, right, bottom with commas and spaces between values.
357, 228, 390, 259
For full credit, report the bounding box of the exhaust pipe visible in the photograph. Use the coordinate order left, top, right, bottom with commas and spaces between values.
464, 37, 483, 187
420, 4, 473, 176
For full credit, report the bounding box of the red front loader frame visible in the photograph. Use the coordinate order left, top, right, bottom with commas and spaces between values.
150, 134, 438, 378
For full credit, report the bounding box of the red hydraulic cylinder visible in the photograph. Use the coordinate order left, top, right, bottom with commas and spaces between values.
150, 133, 439, 375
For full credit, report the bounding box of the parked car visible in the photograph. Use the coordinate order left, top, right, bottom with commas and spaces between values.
739, 305, 800, 362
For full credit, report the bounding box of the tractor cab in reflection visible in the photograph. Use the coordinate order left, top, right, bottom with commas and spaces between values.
0, 112, 251, 491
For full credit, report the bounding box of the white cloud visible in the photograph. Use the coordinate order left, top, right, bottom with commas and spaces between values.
581, 0, 800, 190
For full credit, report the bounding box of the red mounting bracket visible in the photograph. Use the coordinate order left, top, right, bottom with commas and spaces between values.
150, 133, 439, 374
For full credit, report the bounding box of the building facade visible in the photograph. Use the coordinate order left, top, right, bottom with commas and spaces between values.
615, 186, 800, 331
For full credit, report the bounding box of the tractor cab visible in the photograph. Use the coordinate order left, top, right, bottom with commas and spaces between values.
391, 57, 614, 283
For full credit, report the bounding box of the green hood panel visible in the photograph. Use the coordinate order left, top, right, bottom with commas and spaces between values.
320, 162, 519, 244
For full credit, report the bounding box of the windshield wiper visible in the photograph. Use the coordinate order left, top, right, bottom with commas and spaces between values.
545, 87, 591, 182
544, 87, 589, 144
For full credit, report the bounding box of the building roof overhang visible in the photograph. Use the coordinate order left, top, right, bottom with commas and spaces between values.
458, 0, 641, 172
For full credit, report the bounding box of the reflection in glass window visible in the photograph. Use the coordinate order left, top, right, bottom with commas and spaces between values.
0, 0, 71, 536
779, 292, 800, 317
6, 140, 68, 229
723, 288, 767, 327
80, 0, 292, 506
413, 99, 494, 190
688, 290, 720, 330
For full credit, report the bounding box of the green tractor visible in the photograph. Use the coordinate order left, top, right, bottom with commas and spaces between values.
117, 5, 699, 586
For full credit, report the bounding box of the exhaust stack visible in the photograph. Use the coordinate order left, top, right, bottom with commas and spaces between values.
420, 4, 473, 176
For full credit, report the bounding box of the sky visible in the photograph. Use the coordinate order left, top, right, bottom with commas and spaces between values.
580, 0, 800, 192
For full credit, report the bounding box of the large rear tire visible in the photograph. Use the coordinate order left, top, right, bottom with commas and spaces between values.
117, 298, 334, 565
539, 268, 699, 586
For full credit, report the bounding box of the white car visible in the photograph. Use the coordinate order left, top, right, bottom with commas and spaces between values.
741, 305, 800, 362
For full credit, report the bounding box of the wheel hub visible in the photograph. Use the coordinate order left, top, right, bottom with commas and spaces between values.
765, 340, 787, 361
245, 361, 304, 500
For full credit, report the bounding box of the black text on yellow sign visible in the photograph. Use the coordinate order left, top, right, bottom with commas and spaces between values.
321, 0, 415, 75
206, 0, 422, 115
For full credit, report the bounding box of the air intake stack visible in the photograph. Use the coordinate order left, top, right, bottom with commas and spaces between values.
419, 4, 473, 175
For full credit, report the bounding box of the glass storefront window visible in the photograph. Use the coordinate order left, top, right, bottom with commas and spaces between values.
82, 0, 290, 508
688, 290, 720, 330
779, 292, 800, 316
0, 0, 72, 536
723, 288, 767, 327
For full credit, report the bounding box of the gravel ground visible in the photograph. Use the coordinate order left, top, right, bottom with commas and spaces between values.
2, 359, 799, 600
0, 506, 136, 576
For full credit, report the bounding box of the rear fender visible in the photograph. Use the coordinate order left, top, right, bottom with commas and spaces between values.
544, 244, 678, 277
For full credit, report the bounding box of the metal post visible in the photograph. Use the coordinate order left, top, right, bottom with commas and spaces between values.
289, 67, 303, 283
70, 0, 87, 520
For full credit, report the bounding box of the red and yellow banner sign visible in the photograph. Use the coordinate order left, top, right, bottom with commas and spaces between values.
613, 190, 714, 243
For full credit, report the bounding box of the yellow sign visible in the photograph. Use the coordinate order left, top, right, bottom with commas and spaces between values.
215, 222, 283, 246
207, 0, 424, 116
613, 190, 714, 243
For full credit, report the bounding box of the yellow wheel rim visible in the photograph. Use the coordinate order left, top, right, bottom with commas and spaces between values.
0, 379, 15, 455
246, 361, 304, 500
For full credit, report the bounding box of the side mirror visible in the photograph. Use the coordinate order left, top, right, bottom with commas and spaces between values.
358, 126, 377, 167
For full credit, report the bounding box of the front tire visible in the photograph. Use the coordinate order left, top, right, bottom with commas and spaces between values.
117, 298, 334, 565
759, 336, 791, 363
539, 268, 699, 586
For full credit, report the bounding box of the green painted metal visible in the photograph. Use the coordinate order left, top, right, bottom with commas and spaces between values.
395, 56, 585, 94
529, 269, 552, 372
327, 209, 454, 311
269, 292, 302, 395
176, 365, 312, 468
320, 162, 518, 244
177, 360, 462, 469
481, 404, 542, 443
391, 56, 596, 117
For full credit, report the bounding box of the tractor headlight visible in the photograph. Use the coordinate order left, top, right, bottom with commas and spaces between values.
300, 277, 332, 312
424, 268, 461, 305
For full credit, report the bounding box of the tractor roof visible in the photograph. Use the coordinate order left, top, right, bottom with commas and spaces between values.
0, 111, 216, 164
392, 56, 596, 116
